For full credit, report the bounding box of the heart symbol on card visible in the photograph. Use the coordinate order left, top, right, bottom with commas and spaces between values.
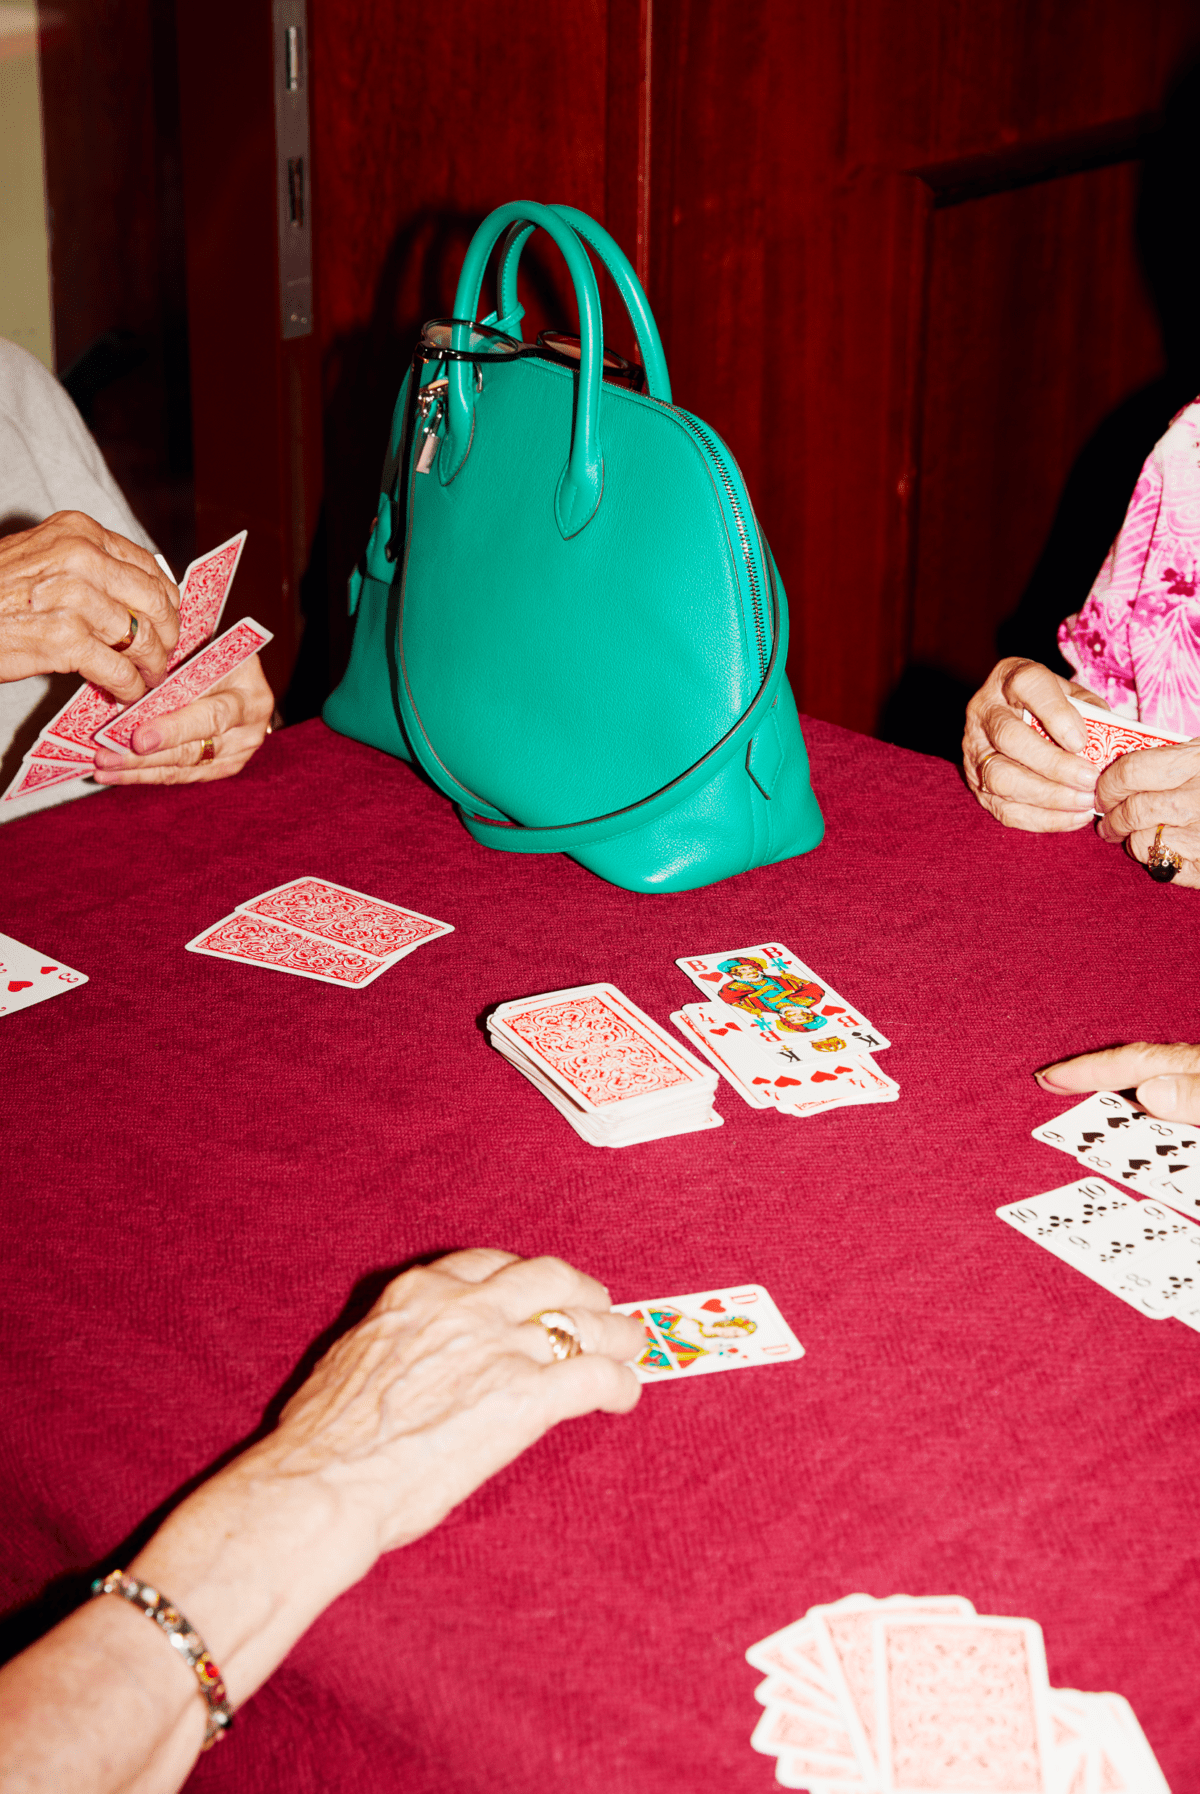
39, 965, 58, 975
698, 971, 723, 982
820, 1006, 845, 1016
711, 1025, 732, 1035
809, 1071, 838, 1083
752, 1077, 771, 1086
700, 1300, 726, 1313
775, 1076, 804, 1087
8, 980, 31, 991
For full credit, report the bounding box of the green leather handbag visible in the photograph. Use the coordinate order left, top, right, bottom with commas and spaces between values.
322, 201, 824, 893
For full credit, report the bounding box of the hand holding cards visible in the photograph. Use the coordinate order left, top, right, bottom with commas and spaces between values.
746, 1592, 1168, 1793
488, 984, 721, 1146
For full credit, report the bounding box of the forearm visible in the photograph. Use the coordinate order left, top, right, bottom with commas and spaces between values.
0, 1446, 380, 1794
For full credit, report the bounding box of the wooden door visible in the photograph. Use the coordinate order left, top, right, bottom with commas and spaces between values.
177, 0, 1200, 742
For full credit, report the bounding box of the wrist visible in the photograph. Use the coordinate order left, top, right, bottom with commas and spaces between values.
129, 1444, 383, 1708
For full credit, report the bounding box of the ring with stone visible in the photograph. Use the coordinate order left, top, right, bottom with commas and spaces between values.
198, 738, 216, 764
1147, 823, 1183, 884
528, 1310, 583, 1360
112, 612, 140, 652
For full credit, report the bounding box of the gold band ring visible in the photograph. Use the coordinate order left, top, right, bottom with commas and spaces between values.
977, 750, 1001, 795
528, 1310, 583, 1361
111, 612, 139, 652
1147, 823, 1184, 884
198, 738, 216, 765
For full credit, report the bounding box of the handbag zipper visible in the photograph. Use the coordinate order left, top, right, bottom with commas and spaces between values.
670, 409, 767, 677
415, 379, 448, 474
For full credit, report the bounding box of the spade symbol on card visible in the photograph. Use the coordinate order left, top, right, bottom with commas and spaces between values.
1082, 1132, 1104, 1144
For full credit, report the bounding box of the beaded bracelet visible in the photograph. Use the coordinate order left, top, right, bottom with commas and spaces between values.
90, 1570, 234, 1749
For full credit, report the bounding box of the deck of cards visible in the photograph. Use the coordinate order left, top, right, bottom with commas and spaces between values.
3, 532, 257, 803
488, 983, 722, 1146
1024, 695, 1193, 813
746, 1592, 1169, 1793
186, 877, 454, 988
613, 1283, 803, 1381
671, 943, 898, 1117
0, 931, 88, 1016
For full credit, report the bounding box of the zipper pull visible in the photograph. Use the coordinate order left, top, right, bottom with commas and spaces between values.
415, 378, 447, 475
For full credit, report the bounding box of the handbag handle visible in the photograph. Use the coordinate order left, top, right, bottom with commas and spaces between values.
446, 201, 606, 539
493, 207, 672, 404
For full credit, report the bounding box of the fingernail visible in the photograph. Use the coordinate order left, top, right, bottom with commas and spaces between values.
1035, 1068, 1072, 1090
134, 727, 161, 752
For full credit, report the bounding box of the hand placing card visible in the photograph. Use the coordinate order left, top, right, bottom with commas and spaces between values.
746, 1592, 1169, 1793
2, 531, 249, 803
0, 930, 88, 1017
488, 983, 721, 1146
673, 944, 897, 1118
613, 1284, 803, 1380
186, 878, 453, 989
998, 1177, 1200, 1330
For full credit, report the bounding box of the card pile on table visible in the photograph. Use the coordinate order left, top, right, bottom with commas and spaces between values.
671, 942, 898, 1117
488, 983, 722, 1146
999, 1177, 1200, 1330
1033, 1091, 1200, 1222
746, 1592, 1169, 1793
186, 877, 453, 988
613, 1283, 804, 1381
2, 532, 261, 804
0, 930, 88, 1017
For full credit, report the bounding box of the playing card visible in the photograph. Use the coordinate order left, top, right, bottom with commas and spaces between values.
674, 1000, 898, 1114
806, 1594, 979, 1782
747, 1616, 848, 1708
872, 1613, 1054, 1794
94, 618, 273, 752
38, 678, 126, 755
612, 1284, 804, 1381
675, 944, 890, 1054
235, 877, 453, 962
0, 757, 92, 803
491, 984, 716, 1120
492, 1036, 724, 1146
170, 531, 246, 662
22, 735, 96, 765
1034, 1092, 1200, 1203
670, 1007, 776, 1107
0, 931, 88, 1016
185, 911, 390, 988
1024, 696, 1192, 771
997, 1179, 1200, 1324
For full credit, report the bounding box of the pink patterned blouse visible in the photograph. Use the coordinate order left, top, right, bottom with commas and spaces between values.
1059, 397, 1200, 736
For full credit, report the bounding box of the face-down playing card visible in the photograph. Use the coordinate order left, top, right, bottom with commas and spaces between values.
185, 911, 392, 987
94, 618, 273, 752
998, 1179, 1200, 1328
491, 984, 716, 1118
235, 878, 453, 962
676, 943, 890, 1055
612, 1284, 803, 1382
0, 931, 89, 1015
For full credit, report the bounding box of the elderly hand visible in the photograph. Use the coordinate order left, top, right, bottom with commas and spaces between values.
91, 653, 275, 786
963, 657, 1103, 830
0, 1250, 643, 1794
1094, 742, 1200, 887
0, 511, 179, 702
1037, 1042, 1200, 1125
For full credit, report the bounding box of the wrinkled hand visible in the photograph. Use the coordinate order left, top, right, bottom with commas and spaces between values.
256, 1248, 643, 1554
1094, 743, 1200, 888
1037, 1042, 1200, 1126
963, 657, 1103, 831
0, 511, 179, 701
91, 653, 275, 786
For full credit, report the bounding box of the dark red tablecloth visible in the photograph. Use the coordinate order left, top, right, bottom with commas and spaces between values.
2, 717, 1198, 1791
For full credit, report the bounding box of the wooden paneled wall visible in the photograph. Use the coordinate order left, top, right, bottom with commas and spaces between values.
175, 0, 1200, 739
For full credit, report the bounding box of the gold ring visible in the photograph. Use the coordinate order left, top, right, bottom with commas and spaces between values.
528, 1310, 583, 1361
1147, 822, 1183, 884
112, 612, 139, 652
198, 738, 215, 764
977, 750, 1000, 795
